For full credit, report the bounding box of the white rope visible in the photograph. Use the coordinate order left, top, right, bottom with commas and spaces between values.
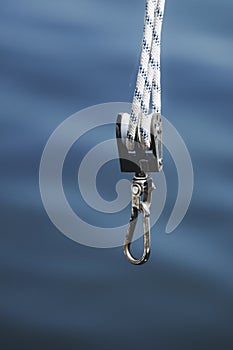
126, 0, 165, 150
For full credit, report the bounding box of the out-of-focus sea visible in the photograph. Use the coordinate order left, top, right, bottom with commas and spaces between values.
0, 1, 233, 349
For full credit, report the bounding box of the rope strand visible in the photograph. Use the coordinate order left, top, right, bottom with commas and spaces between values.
126, 0, 165, 150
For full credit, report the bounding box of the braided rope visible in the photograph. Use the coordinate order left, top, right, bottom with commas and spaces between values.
126, 0, 165, 150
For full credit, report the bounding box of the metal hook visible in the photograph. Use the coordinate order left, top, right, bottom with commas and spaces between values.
124, 173, 155, 265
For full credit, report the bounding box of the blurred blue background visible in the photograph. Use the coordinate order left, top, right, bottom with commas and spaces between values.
0, 0, 233, 349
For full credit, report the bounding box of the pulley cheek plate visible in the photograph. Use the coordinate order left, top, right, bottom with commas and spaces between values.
116, 113, 163, 174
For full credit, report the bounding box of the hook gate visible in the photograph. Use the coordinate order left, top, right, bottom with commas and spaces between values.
124, 174, 155, 265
